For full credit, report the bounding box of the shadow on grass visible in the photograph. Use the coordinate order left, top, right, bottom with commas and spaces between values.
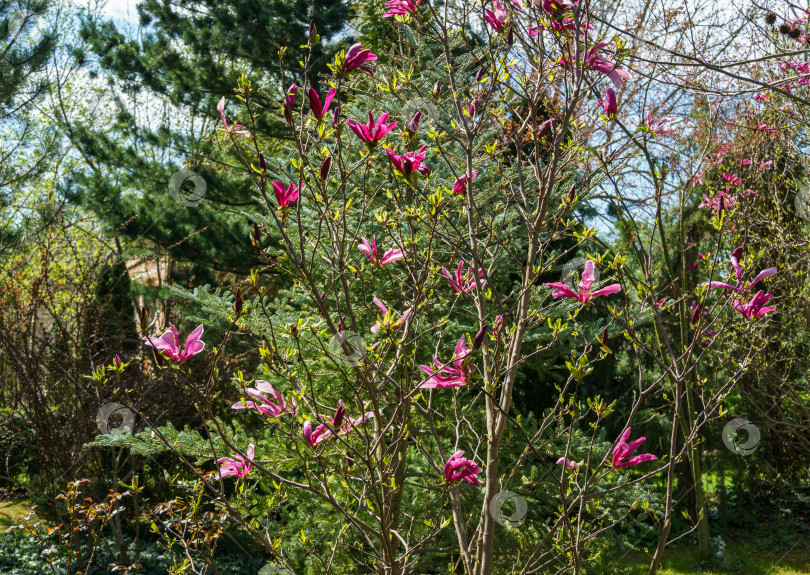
622, 542, 810, 574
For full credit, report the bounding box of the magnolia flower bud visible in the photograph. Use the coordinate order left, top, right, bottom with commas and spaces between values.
332, 106, 340, 129
475, 67, 485, 82
308, 20, 317, 45
473, 325, 488, 350
690, 301, 703, 325
234, 288, 243, 315
332, 402, 346, 429
432, 80, 441, 95
114, 354, 122, 368
283, 84, 298, 124
252, 222, 261, 245
537, 117, 556, 138
320, 155, 332, 180
407, 111, 422, 135
140, 307, 148, 331
259, 152, 266, 174
507, 26, 514, 46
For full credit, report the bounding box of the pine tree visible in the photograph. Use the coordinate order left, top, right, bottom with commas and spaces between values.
1, 0, 57, 253
62, 0, 350, 282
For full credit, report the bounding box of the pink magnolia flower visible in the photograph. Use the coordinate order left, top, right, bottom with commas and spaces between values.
542, 260, 621, 303
232, 380, 291, 418
283, 84, 298, 123
686, 261, 699, 272
722, 173, 740, 185
556, 457, 581, 470
342, 42, 378, 76
493, 314, 504, 336
385, 145, 430, 177
453, 171, 479, 196
541, 0, 576, 13
418, 336, 472, 389
598, 87, 617, 117
308, 88, 336, 121
444, 451, 482, 486
371, 297, 413, 333
383, 0, 421, 17
484, 1, 509, 32
143, 324, 205, 362
346, 112, 398, 147
530, 17, 590, 35
443, 260, 486, 293
644, 109, 677, 135
703, 247, 776, 293
113, 354, 122, 368
655, 297, 667, 306
612, 428, 658, 468
583, 42, 632, 88
303, 420, 329, 448
358, 236, 405, 266
217, 444, 254, 479
699, 190, 736, 213
272, 181, 299, 207
303, 401, 374, 448
216, 97, 250, 136
734, 290, 776, 319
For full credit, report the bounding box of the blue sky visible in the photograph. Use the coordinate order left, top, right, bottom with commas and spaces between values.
91, 0, 139, 24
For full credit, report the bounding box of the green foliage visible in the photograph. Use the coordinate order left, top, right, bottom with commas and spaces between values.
87, 424, 229, 462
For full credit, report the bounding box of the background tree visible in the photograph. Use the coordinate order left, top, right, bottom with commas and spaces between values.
56, 0, 352, 284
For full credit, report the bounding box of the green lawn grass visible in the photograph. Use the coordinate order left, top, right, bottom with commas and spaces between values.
0, 500, 37, 528
624, 542, 810, 574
